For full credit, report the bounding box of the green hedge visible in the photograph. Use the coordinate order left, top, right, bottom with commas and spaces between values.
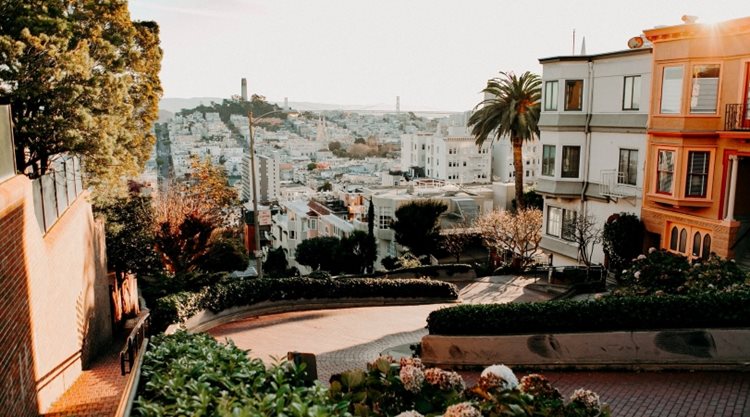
427, 291, 750, 336
153, 277, 458, 330
133, 332, 348, 416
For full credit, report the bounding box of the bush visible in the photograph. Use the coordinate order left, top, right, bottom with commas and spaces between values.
133, 332, 348, 416
152, 277, 459, 329
427, 290, 750, 336
602, 213, 644, 276
618, 249, 749, 295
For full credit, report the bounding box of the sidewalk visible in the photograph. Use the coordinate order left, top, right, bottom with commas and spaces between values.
43, 340, 128, 417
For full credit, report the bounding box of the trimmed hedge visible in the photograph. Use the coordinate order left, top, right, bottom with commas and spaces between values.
427, 290, 750, 336
153, 277, 458, 330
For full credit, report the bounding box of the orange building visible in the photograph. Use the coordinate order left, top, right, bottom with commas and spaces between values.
641, 17, 750, 265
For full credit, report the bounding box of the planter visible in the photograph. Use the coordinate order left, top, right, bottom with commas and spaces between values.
420, 328, 750, 371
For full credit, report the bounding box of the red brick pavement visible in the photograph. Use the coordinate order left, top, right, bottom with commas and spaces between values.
43, 345, 127, 417
459, 370, 750, 417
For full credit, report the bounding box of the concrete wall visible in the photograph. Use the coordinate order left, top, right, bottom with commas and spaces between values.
421, 329, 750, 370
0, 175, 110, 414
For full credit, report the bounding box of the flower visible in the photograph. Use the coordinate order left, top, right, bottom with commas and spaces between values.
443, 402, 481, 417
637, 254, 647, 260
519, 374, 562, 400
479, 364, 518, 390
634, 271, 641, 279
395, 411, 424, 417
399, 357, 424, 370
424, 367, 465, 391
399, 365, 425, 393
648, 247, 657, 254
570, 388, 601, 411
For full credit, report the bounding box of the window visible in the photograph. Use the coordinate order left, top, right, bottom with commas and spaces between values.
669, 226, 679, 251
618, 149, 638, 185
685, 151, 709, 197
378, 207, 392, 229
561, 146, 580, 178
542, 145, 555, 176
690, 64, 720, 114
623, 75, 641, 110
656, 150, 675, 194
544, 80, 559, 111
679, 228, 688, 253
660, 66, 684, 114
564, 80, 583, 111
692, 232, 702, 257
702, 235, 711, 260
547, 207, 576, 241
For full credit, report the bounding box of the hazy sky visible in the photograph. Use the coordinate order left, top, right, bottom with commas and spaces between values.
129, 0, 750, 112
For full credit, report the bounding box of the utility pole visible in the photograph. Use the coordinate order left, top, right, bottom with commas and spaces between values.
248, 110, 263, 279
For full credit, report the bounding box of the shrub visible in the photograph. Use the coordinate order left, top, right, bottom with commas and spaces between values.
382, 255, 401, 270
133, 332, 348, 416
427, 290, 750, 336
152, 277, 459, 329
601, 213, 644, 276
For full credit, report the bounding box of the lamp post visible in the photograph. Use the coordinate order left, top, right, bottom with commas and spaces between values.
247, 109, 284, 279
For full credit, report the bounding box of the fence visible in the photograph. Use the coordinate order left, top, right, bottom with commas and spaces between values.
31, 155, 84, 233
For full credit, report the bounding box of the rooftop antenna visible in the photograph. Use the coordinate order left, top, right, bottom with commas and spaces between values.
572, 29, 576, 55
580, 36, 586, 55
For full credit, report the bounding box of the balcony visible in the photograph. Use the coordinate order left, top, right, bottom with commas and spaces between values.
724, 104, 750, 131
599, 169, 638, 199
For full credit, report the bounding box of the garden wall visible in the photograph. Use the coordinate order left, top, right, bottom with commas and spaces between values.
421, 329, 750, 370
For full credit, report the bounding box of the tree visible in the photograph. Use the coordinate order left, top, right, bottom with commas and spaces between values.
468, 72, 541, 210
318, 181, 333, 192
476, 208, 542, 271
354, 137, 366, 144
512, 190, 543, 211
391, 200, 448, 257
441, 222, 475, 263
307, 162, 317, 171
571, 213, 602, 267
340, 231, 377, 274
196, 236, 249, 273
0, 0, 163, 200
263, 247, 289, 277
295, 236, 341, 273
328, 141, 342, 152
602, 213, 645, 276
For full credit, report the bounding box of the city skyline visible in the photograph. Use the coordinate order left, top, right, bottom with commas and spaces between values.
130, 0, 750, 112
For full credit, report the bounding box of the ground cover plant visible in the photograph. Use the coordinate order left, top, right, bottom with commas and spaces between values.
133, 332, 349, 416
151, 276, 458, 330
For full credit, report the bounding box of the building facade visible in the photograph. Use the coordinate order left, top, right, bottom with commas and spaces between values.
537, 47, 653, 265
641, 17, 750, 266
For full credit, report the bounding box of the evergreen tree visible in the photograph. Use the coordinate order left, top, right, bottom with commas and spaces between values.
391, 200, 448, 257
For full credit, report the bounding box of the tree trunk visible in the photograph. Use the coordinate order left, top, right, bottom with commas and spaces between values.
512, 137, 525, 210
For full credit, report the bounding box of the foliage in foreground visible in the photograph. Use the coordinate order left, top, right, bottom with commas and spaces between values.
133, 332, 348, 416
152, 277, 458, 330
427, 290, 750, 336
330, 358, 609, 417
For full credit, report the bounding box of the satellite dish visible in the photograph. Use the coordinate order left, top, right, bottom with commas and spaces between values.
627, 36, 644, 49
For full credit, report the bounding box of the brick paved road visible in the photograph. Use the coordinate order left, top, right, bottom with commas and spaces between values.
208, 276, 750, 416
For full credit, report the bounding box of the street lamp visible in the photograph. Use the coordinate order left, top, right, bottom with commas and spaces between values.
248, 109, 284, 279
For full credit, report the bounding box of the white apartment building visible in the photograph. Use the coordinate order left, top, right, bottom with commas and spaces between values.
537, 46, 652, 266
400, 126, 492, 184
491, 139, 541, 184
242, 151, 281, 204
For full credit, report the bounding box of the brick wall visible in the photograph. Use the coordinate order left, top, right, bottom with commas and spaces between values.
0, 175, 110, 414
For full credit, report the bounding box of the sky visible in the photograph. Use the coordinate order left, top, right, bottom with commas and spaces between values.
129, 0, 750, 112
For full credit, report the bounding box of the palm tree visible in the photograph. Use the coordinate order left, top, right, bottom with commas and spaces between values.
468, 71, 541, 209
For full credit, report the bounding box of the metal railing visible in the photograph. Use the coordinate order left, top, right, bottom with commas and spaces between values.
31, 155, 84, 233
724, 104, 750, 131
120, 313, 150, 376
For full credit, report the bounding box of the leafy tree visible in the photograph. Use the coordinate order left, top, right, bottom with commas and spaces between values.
0, 0, 163, 200
263, 247, 289, 277
307, 162, 317, 171
154, 213, 215, 274
295, 236, 341, 273
476, 208, 542, 271
468, 72, 541, 210
328, 141, 342, 152
441, 222, 474, 263
602, 213, 644, 276
318, 181, 333, 192
511, 190, 543, 211
196, 236, 249, 273
381, 256, 400, 271
391, 200, 448, 256
354, 138, 366, 144
340, 231, 377, 274
96, 185, 161, 280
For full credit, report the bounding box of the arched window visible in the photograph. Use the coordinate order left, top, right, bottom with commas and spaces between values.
679, 228, 688, 253
702, 235, 712, 260
692, 232, 701, 257
669, 226, 679, 251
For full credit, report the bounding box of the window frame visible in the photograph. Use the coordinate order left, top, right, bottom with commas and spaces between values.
542, 145, 556, 177
660, 65, 685, 115
622, 75, 641, 111
546, 206, 577, 242
618, 148, 638, 186
564, 80, 584, 111
689, 63, 721, 115
685, 150, 710, 198
544, 80, 559, 111
656, 149, 676, 195
561, 145, 581, 178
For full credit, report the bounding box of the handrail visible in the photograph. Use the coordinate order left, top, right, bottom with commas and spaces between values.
114, 336, 148, 417
120, 313, 150, 376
